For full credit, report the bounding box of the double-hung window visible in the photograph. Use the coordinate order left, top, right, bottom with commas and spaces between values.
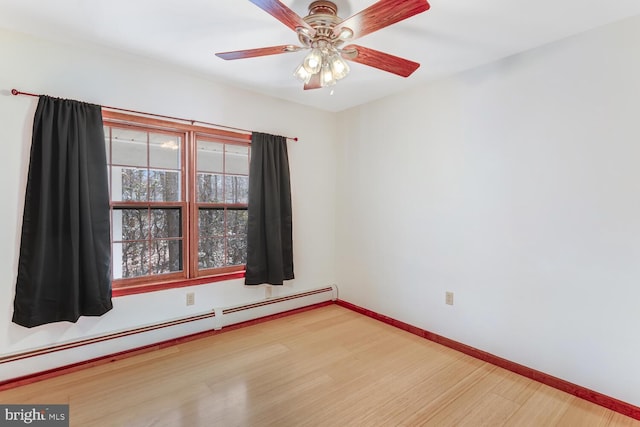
103, 112, 250, 294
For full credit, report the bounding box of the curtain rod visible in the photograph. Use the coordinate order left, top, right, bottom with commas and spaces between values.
11, 89, 298, 142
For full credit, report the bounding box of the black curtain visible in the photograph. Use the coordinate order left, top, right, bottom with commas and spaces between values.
13, 96, 113, 328
245, 132, 294, 285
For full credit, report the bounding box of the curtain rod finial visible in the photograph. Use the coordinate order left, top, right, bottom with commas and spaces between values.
11, 89, 19, 95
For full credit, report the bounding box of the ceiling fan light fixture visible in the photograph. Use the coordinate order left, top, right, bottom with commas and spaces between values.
296, 45, 350, 88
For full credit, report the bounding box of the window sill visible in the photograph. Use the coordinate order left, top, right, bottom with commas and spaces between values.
112, 271, 246, 297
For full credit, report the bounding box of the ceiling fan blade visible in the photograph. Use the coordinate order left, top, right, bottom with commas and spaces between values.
334, 0, 430, 40
304, 73, 322, 90
342, 45, 420, 77
249, 0, 314, 34
215, 45, 302, 60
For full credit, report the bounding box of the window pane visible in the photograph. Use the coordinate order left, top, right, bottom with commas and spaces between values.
112, 208, 123, 241
225, 175, 249, 204
227, 209, 248, 236
149, 170, 181, 202
111, 128, 147, 167
198, 237, 224, 269
151, 209, 182, 238
121, 168, 148, 201
106, 167, 111, 199
226, 236, 247, 266
199, 209, 224, 237
225, 144, 249, 175
149, 133, 181, 170
114, 209, 150, 241
150, 239, 183, 274
104, 126, 110, 162
197, 173, 224, 203
112, 241, 123, 279
115, 241, 149, 279
197, 140, 224, 173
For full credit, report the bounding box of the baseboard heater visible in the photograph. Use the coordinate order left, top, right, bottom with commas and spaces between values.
0, 285, 337, 385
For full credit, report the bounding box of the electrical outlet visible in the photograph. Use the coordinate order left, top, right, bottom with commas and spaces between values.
445, 291, 454, 306
186, 292, 195, 306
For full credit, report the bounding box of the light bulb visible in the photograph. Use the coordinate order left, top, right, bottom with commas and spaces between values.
303, 48, 323, 74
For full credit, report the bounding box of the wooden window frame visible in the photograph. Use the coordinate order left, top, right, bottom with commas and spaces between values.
103, 111, 251, 297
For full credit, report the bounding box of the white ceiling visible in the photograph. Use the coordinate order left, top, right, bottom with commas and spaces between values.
1, 0, 640, 112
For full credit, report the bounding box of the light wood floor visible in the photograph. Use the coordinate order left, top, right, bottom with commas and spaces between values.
1, 305, 638, 426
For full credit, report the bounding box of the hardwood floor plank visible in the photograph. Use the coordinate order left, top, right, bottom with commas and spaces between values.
419, 367, 517, 426
609, 412, 640, 427
456, 392, 522, 427
503, 383, 573, 426
556, 396, 612, 427
490, 368, 543, 405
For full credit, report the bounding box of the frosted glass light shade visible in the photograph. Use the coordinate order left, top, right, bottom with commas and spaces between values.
329, 54, 350, 80
294, 63, 312, 83
302, 48, 323, 74
320, 62, 336, 87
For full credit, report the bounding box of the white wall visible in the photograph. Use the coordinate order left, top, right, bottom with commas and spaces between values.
0, 28, 337, 366
336, 15, 640, 406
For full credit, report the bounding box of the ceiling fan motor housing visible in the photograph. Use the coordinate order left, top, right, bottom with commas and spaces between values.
308, 0, 337, 16
298, 1, 348, 48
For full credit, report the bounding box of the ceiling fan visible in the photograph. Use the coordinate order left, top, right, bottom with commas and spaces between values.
215, 0, 431, 90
